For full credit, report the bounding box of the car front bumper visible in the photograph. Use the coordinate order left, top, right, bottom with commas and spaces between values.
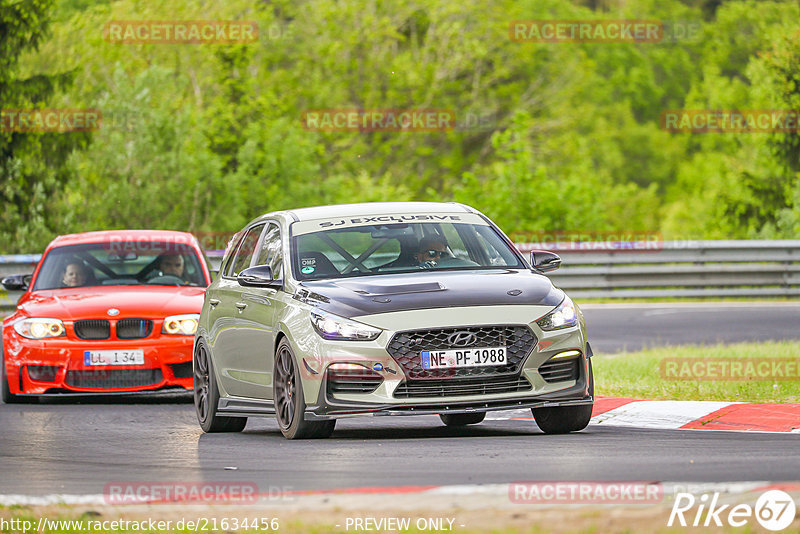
278, 304, 592, 420
3, 331, 194, 395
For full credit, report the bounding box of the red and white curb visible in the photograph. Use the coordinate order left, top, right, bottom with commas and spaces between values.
487, 397, 800, 433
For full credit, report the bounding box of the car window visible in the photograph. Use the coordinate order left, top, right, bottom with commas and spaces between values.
474, 225, 519, 265
219, 231, 244, 277
291, 220, 525, 280
439, 225, 472, 262
255, 223, 283, 279
33, 242, 207, 290
225, 224, 265, 278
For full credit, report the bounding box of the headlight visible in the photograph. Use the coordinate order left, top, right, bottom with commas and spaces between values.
536, 297, 578, 331
162, 314, 199, 335
14, 318, 66, 339
310, 311, 382, 341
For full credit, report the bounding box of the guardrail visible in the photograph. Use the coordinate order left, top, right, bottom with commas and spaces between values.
518, 240, 800, 299
1, 241, 798, 312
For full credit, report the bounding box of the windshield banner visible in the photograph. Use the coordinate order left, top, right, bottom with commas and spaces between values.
291, 213, 490, 236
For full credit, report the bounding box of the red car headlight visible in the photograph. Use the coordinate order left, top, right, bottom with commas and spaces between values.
13, 318, 66, 339
162, 314, 199, 335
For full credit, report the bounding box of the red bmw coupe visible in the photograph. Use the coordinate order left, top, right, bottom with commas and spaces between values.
1, 230, 212, 402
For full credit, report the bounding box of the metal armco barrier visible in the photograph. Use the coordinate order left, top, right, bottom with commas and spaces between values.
1, 241, 799, 313
518, 240, 800, 299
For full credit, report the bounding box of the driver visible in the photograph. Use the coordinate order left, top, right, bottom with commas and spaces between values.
414, 235, 449, 268
156, 254, 185, 279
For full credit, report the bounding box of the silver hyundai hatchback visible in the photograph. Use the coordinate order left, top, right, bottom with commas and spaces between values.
194, 202, 593, 439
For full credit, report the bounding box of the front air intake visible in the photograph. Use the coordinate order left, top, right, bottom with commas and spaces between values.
326, 367, 383, 395
539, 357, 580, 383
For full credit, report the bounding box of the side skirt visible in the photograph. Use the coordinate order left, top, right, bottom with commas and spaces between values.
217, 396, 275, 418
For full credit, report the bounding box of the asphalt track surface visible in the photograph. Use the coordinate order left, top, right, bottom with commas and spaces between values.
1, 304, 799, 496
582, 302, 800, 354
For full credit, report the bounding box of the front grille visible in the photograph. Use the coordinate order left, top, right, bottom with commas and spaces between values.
27, 365, 59, 382
326, 368, 383, 395
65, 369, 163, 389
169, 362, 193, 379
394, 375, 532, 398
116, 318, 153, 339
73, 319, 110, 340
387, 325, 536, 379
539, 357, 580, 383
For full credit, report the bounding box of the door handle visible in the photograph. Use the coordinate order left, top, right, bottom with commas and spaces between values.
235, 302, 247, 311
208, 298, 220, 308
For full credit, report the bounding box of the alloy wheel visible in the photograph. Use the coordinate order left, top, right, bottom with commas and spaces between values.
194, 344, 210, 422
275, 346, 296, 429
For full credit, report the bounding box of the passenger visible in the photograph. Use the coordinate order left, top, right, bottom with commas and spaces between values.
61, 260, 88, 287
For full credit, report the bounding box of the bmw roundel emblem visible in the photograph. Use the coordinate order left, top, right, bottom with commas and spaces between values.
107, 308, 120, 316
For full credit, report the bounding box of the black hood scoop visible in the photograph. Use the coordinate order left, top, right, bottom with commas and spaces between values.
298, 270, 563, 318
334, 280, 445, 296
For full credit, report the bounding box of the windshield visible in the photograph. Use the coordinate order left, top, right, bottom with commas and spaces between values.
291, 217, 525, 281
33, 242, 207, 290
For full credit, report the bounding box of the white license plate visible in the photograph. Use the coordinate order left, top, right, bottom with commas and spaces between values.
84, 350, 145, 366
421, 347, 507, 369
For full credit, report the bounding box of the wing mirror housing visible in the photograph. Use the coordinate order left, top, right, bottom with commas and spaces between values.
1, 274, 32, 291
530, 250, 561, 273
237, 265, 283, 289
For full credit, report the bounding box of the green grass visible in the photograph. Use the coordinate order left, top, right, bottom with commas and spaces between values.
593, 340, 800, 402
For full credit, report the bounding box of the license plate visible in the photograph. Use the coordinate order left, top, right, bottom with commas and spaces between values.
421, 347, 507, 369
84, 350, 145, 366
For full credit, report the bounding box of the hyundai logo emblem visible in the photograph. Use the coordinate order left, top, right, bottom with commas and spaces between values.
447, 331, 478, 347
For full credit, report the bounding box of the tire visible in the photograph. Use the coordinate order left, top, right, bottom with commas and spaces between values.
439, 412, 486, 426
274, 339, 335, 440
1, 332, 22, 404
194, 340, 247, 433
532, 357, 594, 434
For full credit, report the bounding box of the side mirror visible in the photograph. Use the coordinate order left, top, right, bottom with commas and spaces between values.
237, 265, 282, 289
530, 250, 561, 273
2, 274, 32, 291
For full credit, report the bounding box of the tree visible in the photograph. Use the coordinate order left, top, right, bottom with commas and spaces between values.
0, 0, 90, 251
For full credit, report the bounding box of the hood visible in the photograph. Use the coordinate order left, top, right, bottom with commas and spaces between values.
16, 285, 205, 321
297, 269, 564, 318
